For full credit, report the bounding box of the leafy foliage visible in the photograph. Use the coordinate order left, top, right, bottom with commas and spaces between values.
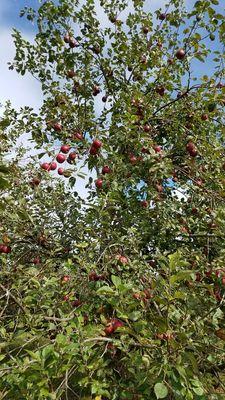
0, 0, 225, 398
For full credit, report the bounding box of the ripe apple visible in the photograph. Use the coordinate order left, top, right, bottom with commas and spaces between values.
92, 45, 101, 54
67, 70, 76, 78
31, 177, 41, 186
0, 245, 11, 254
33, 256, 41, 265
63, 294, 70, 301
176, 48, 185, 60
95, 178, 103, 189
116, 255, 128, 265
64, 34, 70, 43
201, 113, 208, 121
58, 168, 64, 175
61, 275, 70, 283
143, 124, 151, 132
50, 162, 57, 171
53, 122, 62, 132
141, 147, 150, 154
141, 200, 148, 208
92, 139, 102, 149
69, 38, 78, 48
142, 26, 149, 34
167, 58, 173, 65
89, 146, 99, 155
195, 272, 201, 282
69, 152, 77, 160
93, 85, 101, 96
186, 142, 198, 157
156, 86, 165, 96
153, 145, 161, 153
129, 155, 138, 165
102, 95, 108, 102
73, 131, 83, 140
159, 13, 167, 20
41, 162, 50, 171
102, 165, 111, 174
111, 318, 124, 330
89, 271, 99, 281
72, 299, 82, 308
60, 144, 70, 153
104, 324, 115, 335
56, 154, 66, 163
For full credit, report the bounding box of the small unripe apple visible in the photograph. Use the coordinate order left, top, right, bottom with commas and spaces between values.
58, 168, 64, 175
56, 154, 66, 163
50, 162, 57, 170
69, 152, 77, 160
95, 178, 103, 189
92, 139, 102, 149
41, 162, 50, 171
176, 48, 185, 60
53, 122, 62, 132
102, 165, 111, 174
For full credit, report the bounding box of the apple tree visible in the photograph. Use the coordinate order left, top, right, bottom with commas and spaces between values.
1, 0, 225, 399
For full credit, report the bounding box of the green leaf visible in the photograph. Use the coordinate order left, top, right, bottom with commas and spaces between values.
96, 286, 115, 295
111, 275, 121, 288
154, 382, 168, 399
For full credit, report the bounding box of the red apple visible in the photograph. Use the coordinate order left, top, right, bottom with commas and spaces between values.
58, 168, 64, 175
156, 86, 165, 96
111, 318, 124, 330
186, 142, 198, 157
143, 124, 151, 132
201, 113, 208, 121
153, 145, 162, 153
102, 165, 111, 174
89, 146, 99, 155
92, 139, 102, 149
95, 178, 103, 189
159, 13, 167, 20
50, 162, 57, 171
72, 299, 82, 308
141, 200, 148, 208
102, 95, 108, 102
31, 177, 41, 186
56, 154, 66, 163
142, 26, 149, 34
67, 70, 76, 78
62, 275, 70, 283
33, 256, 41, 265
93, 85, 101, 96
176, 48, 186, 60
64, 34, 70, 43
1, 245, 11, 254
53, 122, 62, 132
104, 324, 115, 335
73, 131, 83, 140
69, 38, 78, 48
69, 152, 77, 160
129, 155, 138, 165
60, 145, 70, 154
89, 271, 99, 281
116, 255, 128, 265
41, 162, 50, 171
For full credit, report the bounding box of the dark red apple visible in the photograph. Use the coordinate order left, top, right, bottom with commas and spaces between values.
143, 124, 151, 132
141, 200, 148, 208
69, 38, 78, 48
73, 131, 83, 141
72, 299, 82, 308
129, 155, 138, 165
53, 122, 62, 132
50, 162, 57, 171
159, 13, 167, 20
104, 324, 115, 335
89, 146, 99, 155
58, 168, 64, 175
56, 154, 66, 163
33, 256, 41, 265
201, 114, 208, 121
41, 162, 50, 171
95, 178, 103, 189
153, 145, 162, 153
186, 142, 198, 157
142, 26, 149, 34
61, 275, 70, 283
102, 166, 111, 174
61, 144, 70, 153
156, 86, 165, 96
176, 48, 186, 60
89, 271, 99, 281
92, 139, 102, 149
31, 177, 41, 186
64, 34, 70, 43
69, 152, 77, 160
67, 70, 76, 78
111, 318, 124, 330
1, 245, 11, 254
93, 85, 101, 96
102, 95, 108, 102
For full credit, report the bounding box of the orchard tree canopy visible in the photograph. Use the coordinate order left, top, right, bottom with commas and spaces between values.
1, 0, 225, 398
